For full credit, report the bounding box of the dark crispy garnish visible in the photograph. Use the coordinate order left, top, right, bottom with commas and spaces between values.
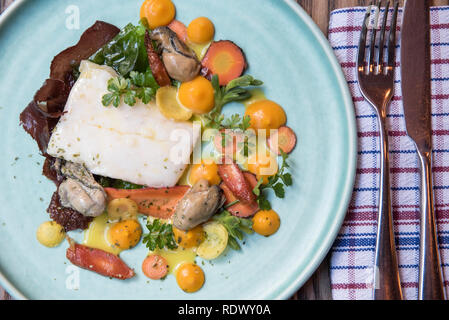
21, 21, 121, 227
20, 101, 59, 156
42, 156, 62, 186
47, 191, 92, 232
51, 21, 120, 87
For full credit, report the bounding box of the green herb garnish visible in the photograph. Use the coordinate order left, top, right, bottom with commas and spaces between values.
213, 210, 253, 250
102, 69, 159, 107
252, 150, 293, 211
96, 176, 145, 189
215, 74, 263, 111
210, 113, 252, 131
201, 74, 263, 128
142, 219, 178, 251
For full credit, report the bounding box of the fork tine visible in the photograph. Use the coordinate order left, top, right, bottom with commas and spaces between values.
387, 1, 399, 70
368, 1, 381, 72
357, 4, 373, 73
376, 1, 390, 73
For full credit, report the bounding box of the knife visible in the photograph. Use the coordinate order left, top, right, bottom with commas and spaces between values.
401, 0, 446, 300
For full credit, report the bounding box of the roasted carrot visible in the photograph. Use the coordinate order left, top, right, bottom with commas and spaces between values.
201, 40, 247, 86
142, 254, 169, 280
267, 126, 297, 155
221, 172, 259, 217
66, 238, 135, 279
218, 161, 256, 204
144, 30, 172, 87
105, 186, 190, 219
243, 171, 259, 188
168, 20, 188, 43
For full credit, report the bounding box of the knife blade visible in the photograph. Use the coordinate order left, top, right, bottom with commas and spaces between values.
401, 0, 446, 300
401, 0, 431, 153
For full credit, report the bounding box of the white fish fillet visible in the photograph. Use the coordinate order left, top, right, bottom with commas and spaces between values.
47, 61, 199, 188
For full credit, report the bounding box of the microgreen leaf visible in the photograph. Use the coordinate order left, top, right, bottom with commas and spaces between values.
129, 71, 145, 87
202, 74, 263, 128
272, 183, 285, 198
213, 210, 253, 251
102, 93, 117, 107
257, 195, 272, 211
124, 90, 137, 106
239, 115, 252, 131
281, 173, 293, 186
226, 75, 263, 91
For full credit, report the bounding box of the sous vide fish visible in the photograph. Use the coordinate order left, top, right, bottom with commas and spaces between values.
46, 60, 200, 188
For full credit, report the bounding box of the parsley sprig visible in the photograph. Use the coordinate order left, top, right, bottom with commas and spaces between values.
213, 210, 253, 250
201, 74, 263, 128
102, 69, 159, 107
213, 74, 263, 112
210, 113, 252, 131
142, 219, 178, 251
252, 150, 293, 210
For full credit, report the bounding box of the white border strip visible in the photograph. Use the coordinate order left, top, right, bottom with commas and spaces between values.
0, 0, 357, 301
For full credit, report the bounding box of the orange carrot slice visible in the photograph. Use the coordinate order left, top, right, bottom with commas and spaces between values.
201, 40, 247, 86
66, 238, 135, 279
142, 254, 169, 280
267, 126, 297, 155
105, 186, 190, 219
221, 172, 259, 217
168, 20, 188, 43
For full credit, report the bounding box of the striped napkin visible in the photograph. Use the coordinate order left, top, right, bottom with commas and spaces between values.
328, 6, 449, 300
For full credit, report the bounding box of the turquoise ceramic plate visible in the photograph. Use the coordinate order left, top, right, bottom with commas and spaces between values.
0, 0, 356, 300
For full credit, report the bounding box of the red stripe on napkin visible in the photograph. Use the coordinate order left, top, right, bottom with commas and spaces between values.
328, 6, 449, 300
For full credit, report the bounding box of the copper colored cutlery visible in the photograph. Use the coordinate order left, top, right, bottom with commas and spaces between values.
357, 0, 446, 300
357, 0, 402, 300
401, 0, 446, 300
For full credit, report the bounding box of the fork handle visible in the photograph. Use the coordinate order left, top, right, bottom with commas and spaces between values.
373, 116, 403, 300
417, 151, 446, 300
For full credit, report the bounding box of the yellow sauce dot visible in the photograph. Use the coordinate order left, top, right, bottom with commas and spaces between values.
178, 76, 215, 114
140, 0, 176, 29
152, 247, 197, 275
252, 210, 281, 236
244, 100, 287, 136
107, 219, 142, 250
187, 17, 215, 44
173, 225, 206, 249
36, 221, 65, 248
189, 161, 221, 185
176, 262, 205, 293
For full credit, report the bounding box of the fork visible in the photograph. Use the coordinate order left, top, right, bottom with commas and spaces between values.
356, 1, 403, 300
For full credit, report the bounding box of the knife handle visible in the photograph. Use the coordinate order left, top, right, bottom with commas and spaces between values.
373, 116, 403, 300
417, 151, 446, 300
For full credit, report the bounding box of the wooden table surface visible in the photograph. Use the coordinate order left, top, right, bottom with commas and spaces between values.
1, 0, 448, 301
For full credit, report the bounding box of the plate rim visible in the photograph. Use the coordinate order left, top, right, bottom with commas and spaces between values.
0, 0, 357, 300
274, 0, 357, 300
0, 0, 30, 301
